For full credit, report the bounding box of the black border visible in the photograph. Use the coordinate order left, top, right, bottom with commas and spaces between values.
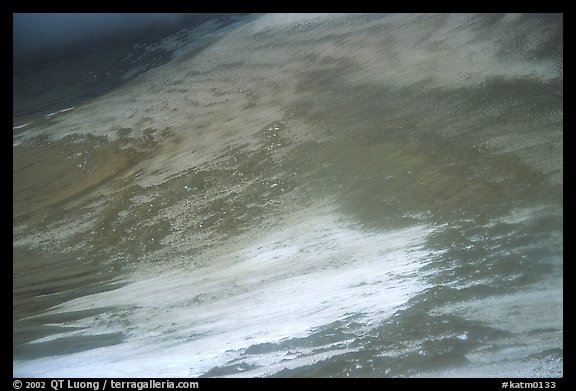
7, 3, 568, 388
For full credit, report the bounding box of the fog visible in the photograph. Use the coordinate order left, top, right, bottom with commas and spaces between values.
13, 13, 562, 378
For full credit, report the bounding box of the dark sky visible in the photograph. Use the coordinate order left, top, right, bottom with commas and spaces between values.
12, 13, 248, 116
13, 13, 192, 62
